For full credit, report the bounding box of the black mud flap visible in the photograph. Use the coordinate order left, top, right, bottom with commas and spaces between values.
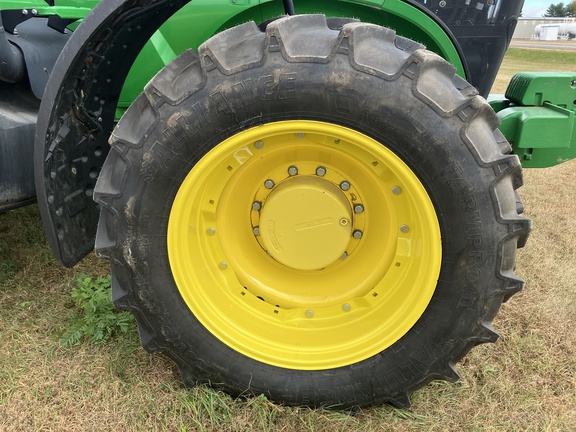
34, 0, 192, 267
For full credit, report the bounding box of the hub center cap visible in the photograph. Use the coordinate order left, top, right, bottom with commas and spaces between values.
259, 176, 352, 270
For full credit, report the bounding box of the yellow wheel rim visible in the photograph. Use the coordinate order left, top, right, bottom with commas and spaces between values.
168, 121, 441, 370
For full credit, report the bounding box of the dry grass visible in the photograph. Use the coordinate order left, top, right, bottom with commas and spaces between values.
1, 48, 576, 431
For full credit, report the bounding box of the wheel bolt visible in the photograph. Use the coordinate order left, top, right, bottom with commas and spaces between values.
219, 262, 228, 270
341, 252, 348, 260
342, 303, 351, 312
252, 201, 262, 211
253, 226, 261, 236
207, 227, 216, 236
264, 179, 275, 189
288, 165, 298, 176
392, 186, 402, 195
354, 204, 364, 214
353, 229, 363, 239
400, 224, 410, 233
305, 310, 314, 318
254, 140, 264, 149
315, 166, 327, 177
340, 181, 351, 191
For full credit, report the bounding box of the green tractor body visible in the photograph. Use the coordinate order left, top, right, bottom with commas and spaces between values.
0, 0, 574, 408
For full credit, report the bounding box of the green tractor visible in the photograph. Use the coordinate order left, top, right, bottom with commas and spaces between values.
1, 0, 574, 408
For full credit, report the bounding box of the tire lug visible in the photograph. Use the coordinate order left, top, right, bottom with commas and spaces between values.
400, 224, 410, 233
264, 179, 275, 189
353, 229, 363, 239
253, 226, 261, 236
252, 201, 262, 211
287, 165, 298, 176
315, 166, 326, 177
354, 204, 364, 214
340, 181, 351, 191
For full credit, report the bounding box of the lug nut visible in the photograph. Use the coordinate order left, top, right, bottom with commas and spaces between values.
400, 224, 410, 233
252, 201, 262, 211
342, 303, 351, 312
288, 165, 298, 176
207, 227, 216, 236
264, 179, 275, 189
254, 140, 264, 149
305, 310, 314, 318
354, 204, 364, 214
392, 186, 402, 195
353, 229, 363, 239
315, 166, 327, 177
253, 226, 261, 236
340, 181, 351, 191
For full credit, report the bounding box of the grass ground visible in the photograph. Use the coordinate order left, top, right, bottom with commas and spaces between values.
1, 48, 575, 431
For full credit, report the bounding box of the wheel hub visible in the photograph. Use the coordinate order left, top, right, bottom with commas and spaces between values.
259, 176, 352, 270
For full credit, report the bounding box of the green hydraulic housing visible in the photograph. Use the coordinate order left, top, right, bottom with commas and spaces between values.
490, 73, 576, 168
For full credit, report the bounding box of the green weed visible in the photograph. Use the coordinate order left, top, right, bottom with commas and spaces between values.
61, 273, 135, 346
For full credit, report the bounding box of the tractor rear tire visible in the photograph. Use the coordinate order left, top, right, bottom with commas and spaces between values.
94, 15, 530, 408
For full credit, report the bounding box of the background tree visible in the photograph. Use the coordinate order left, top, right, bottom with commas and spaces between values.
545, 2, 570, 16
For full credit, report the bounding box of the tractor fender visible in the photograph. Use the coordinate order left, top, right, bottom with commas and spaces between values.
35, 0, 192, 267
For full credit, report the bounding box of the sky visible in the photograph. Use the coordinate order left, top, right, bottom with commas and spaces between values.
522, 0, 555, 17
